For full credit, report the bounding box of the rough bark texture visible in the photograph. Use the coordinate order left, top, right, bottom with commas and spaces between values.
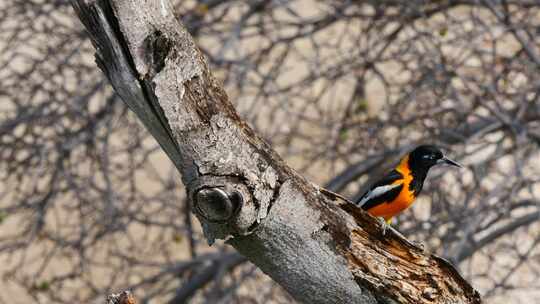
71, 1, 482, 303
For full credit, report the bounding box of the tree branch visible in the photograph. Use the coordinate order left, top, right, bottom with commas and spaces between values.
71, 1, 481, 303
107, 291, 136, 304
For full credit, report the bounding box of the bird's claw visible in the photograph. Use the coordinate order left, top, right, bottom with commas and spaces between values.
411, 240, 426, 251
376, 218, 426, 251
378, 217, 389, 236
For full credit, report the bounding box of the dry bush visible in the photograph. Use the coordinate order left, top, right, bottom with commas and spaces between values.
1, 0, 540, 303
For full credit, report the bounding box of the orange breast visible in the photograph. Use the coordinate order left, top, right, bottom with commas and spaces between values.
366, 156, 417, 220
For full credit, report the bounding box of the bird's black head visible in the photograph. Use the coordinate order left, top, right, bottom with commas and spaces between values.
408, 145, 461, 171
404, 145, 461, 197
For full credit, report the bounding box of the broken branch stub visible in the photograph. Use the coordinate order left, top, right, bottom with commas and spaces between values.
106, 291, 136, 304
189, 176, 257, 244
194, 187, 241, 223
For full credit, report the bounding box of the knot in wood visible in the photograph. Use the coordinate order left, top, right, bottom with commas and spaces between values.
194, 187, 243, 222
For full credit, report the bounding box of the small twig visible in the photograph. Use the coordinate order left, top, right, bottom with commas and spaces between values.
107, 291, 137, 304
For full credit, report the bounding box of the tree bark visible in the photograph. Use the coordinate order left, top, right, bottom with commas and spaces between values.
71, 1, 482, 303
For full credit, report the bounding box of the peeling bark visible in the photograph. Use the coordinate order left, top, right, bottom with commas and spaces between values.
71, 1, 482, 303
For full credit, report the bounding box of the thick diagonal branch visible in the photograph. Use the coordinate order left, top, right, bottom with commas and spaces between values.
71, 1, 481, 303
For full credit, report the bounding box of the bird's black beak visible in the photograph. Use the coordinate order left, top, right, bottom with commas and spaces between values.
437, 157, 462, 168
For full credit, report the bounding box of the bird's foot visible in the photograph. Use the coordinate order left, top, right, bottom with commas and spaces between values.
376, 218, 427, 251
378, 217, 389, 236
411, 240, 426, 252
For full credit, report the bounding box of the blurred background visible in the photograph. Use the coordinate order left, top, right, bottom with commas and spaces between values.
1, 0, 540, 303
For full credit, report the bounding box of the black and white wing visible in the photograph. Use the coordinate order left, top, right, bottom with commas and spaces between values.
357, 169, 404, 211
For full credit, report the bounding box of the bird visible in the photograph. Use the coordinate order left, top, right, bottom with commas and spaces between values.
356, 145, 461, 234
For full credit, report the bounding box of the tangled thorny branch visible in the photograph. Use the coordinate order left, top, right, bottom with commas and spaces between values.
1, 0, 539, 303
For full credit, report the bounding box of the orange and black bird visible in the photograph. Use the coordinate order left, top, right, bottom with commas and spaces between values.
356, 145, 461, 232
